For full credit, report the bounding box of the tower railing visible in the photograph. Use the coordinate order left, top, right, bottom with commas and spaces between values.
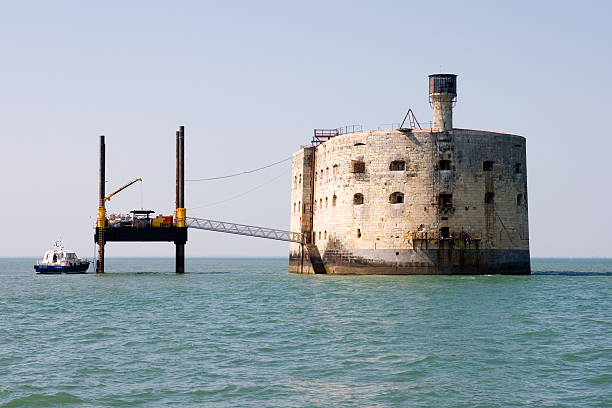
337, 125, 363, 135
311, 120, 436, 147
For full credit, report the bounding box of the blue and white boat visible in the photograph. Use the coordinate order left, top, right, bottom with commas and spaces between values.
34, 242, 90, 274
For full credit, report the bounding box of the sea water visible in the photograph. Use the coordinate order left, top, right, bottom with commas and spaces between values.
0, 258, 610, 407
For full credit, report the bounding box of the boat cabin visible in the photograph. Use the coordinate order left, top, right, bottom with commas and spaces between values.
42, 250, 78, 265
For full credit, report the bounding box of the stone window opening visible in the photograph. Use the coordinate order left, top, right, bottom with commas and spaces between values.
439, 160, 451, 170
298, 201, 301, 212
439, 193, 453, 207
357, 228, 362, 238
440, 227, 450, 239
294, 176, 297, 188
353, 193, 364, 205
332, 195, 337, 206
299, 174, 302, 184
483, 161, 494, 171
324, 231, 327, 239
325, 197, 328, 207
485, 192, 495, 204
319, 198, 323, 209
351, 160, 366, 173
293, 202, 296, 213
320, 169, 324, 178
390, 160, 405, 171
517, 194, 523, 206
332, 164, 339, 177
319, 231, 321, 240
515, 163, 522, 174
389, 192, 404, 204
354, 142, 366, 146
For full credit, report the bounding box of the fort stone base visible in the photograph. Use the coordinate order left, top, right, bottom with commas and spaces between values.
289, 248, 530, 275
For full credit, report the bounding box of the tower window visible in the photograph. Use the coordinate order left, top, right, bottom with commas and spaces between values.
324, 231, 327, 239
293, 202, 296, 213
483, 161, 494, 171
439, 193, 453, 207
325, 197, 328, 207
440, 227, 450, 239
353, 193, 364, 205
439, 160, 451, 170
351, 160, 365, 173
515, 163, 522, 174
332, 195, 337, 207
485, 192, 495, 204
389, 192, 404, 204
357, 228, 362, 238
517, 194, 523, 206
390, 160, 405, 171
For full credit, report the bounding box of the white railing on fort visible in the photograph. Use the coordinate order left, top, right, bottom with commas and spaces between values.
186, 217, 303, 243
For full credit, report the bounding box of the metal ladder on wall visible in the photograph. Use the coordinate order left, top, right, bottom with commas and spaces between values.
96, 228, 104, 272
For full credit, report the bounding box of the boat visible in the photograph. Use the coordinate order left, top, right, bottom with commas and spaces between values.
34, 242, 90, 274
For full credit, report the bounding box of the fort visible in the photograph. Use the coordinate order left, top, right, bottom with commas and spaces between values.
289, 74, 530, 274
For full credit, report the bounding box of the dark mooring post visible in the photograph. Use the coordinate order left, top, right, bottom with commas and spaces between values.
96, 135, 106, 274
175, 126, 185, 273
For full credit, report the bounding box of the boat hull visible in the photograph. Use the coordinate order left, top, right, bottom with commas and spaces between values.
35, 262, 90, 274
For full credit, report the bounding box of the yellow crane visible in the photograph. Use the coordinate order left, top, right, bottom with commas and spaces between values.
96, 178, 142, 228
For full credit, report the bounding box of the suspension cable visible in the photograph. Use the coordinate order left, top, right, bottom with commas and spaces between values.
188, 168, 291, 211
186, 156, 292, 181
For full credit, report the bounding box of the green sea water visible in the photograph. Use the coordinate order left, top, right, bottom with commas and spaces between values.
0, 258, 610, 407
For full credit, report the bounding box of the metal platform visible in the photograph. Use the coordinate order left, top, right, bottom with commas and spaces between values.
95, 226, 187, 244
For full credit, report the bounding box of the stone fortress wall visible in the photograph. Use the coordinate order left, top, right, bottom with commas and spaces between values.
289, 75, 530, 274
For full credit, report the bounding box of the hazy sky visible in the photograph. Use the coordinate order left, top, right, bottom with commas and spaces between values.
1, 0, 610, 258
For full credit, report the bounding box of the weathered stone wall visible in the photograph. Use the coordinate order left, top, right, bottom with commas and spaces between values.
289, 147, 315, 273
289, 128, 530, 274
443, 129, 529, 251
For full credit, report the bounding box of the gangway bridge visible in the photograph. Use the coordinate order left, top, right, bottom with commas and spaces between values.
186, 217, 302, 243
